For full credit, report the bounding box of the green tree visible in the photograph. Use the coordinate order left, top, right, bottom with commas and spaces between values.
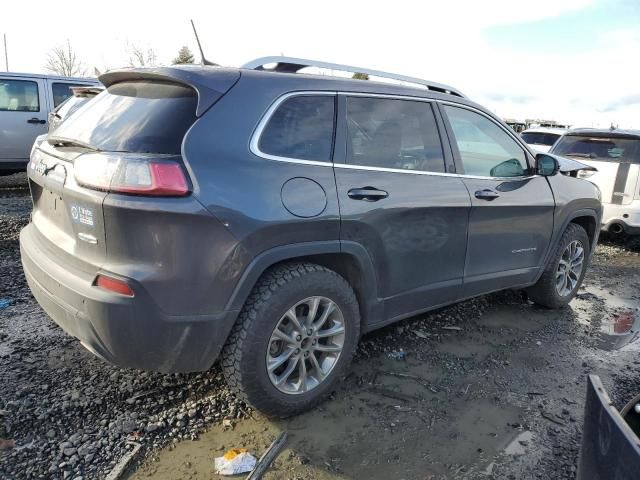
352, 72, 369, 80
172, 46, 195, 65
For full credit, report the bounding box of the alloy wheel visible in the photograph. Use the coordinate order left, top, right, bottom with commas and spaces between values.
555, 240, 585, 297
266, 296, 345, 395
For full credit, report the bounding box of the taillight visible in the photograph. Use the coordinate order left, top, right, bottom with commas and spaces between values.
96, 275, 134, 297
74, 153, 189, 196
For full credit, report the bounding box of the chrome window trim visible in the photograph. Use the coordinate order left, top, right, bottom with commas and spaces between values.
250, 91, 541, 180
332, 162, 538, 181
249, 90, 336, 167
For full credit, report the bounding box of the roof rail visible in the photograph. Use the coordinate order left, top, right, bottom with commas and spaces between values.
241, 56, 465, 98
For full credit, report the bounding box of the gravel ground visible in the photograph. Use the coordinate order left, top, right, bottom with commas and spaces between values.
1, 171, 639, 480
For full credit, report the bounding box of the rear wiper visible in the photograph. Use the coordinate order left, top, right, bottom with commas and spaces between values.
48, 136, 99, 151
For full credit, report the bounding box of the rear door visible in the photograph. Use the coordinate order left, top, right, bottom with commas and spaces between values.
0, 76, 48, 163
440, 104, 555, 297
334, 95, 471, 322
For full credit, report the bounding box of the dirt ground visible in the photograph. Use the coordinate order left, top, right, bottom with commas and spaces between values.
129, 230, 640, 477
2, 172, 640, 480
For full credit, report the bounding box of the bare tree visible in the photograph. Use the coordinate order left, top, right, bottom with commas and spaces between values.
45, 40, 86, 77
127, 43, 158, 68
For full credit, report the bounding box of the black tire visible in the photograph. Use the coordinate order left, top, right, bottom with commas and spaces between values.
527, 223, 590, 308
220, 262, 360, 417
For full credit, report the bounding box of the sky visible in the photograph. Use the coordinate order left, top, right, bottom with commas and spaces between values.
1, 0, 639, 128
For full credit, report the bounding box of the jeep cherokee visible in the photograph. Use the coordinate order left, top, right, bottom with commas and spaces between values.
20, 57, 602, 416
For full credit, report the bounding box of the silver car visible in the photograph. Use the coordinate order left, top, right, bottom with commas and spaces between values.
0, 73, 98, 174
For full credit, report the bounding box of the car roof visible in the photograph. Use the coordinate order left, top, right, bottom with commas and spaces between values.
0, 72, 100, 83
522, 127, 568, 135
101, 64, 494, 119
564, 128, 640, 140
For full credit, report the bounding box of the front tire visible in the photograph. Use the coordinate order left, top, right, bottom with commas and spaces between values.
527, 223, 590, 308
221, 262, 360, 417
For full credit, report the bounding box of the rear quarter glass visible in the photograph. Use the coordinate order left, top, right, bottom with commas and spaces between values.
51, 81, 198, 154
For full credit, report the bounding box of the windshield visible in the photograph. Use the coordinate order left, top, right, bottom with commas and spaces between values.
52, 80, 197, 154
521, 132, 561, 146
552, 135, 640, 164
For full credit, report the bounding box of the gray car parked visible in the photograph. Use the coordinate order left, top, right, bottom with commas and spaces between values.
20, 58, 602, 416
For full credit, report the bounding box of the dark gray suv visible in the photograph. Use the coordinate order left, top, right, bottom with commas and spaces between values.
20, 57, 602, 416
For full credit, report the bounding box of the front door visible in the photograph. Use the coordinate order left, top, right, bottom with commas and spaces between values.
334, 95, 471, 323
441, 104, 555, 297
0, 77, 48, 164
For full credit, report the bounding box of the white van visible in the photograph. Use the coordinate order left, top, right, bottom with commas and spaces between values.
551, 128, 640, 235
0, 73, 99, 174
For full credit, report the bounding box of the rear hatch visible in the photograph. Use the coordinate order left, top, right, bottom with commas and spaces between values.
552, 133, 640, 205
27, 68, 240, 273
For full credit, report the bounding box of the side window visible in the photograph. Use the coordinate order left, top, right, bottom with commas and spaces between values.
0, 79, 40, 112
258, 95, 335, 161
346, 97, 445, 173
444, 105, 528, 177
52, 83, 84, 108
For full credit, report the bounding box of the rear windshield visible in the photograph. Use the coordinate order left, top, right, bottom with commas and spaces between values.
52, 81, 197, 154
521, 132, 561, 146
553, 135, 640, 164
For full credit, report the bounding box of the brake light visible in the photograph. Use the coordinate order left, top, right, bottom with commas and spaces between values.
96, 275, 134, 297
74, 153, 189, 196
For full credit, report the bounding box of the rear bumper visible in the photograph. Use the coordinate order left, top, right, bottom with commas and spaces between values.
20, 223, 239, 373
601, 201, 640, 235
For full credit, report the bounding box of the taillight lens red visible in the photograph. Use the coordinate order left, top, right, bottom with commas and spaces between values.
96, 275, 134, 297
74, 153, 189, 196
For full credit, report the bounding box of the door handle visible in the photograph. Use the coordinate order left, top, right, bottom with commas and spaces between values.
27, 118, 46, 124
348, 187, 388, 201
474, 189, 500, 201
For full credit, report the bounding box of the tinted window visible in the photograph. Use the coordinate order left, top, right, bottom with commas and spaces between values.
521, 132, 561, 147
52, 83, 86, 107
259, 95, 335, 161
51, 81, 197, 154
346, 97, 445, 173
552, 135, 640, 164
445, 106, 528, 177
0, 79, 39, 112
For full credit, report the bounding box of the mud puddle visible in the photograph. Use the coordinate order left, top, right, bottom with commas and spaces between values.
574, 284, 640, 352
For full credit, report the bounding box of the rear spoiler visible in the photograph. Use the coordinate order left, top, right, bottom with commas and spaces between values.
99, 67, 240, 117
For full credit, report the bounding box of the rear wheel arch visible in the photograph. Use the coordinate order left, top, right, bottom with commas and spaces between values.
570, 215, 597, 247
225, 241, 381, 329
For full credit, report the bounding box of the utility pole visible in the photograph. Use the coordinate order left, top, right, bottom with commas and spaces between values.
3, 34, 8, 72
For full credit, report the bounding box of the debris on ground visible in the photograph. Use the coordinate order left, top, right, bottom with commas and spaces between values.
0, 439, 15, 450
246, 431, 288, 480
214, 448, 257, 475
387, 350, 406, 360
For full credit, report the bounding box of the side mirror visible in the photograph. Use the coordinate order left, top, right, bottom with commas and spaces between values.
536, 153, 560, 176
